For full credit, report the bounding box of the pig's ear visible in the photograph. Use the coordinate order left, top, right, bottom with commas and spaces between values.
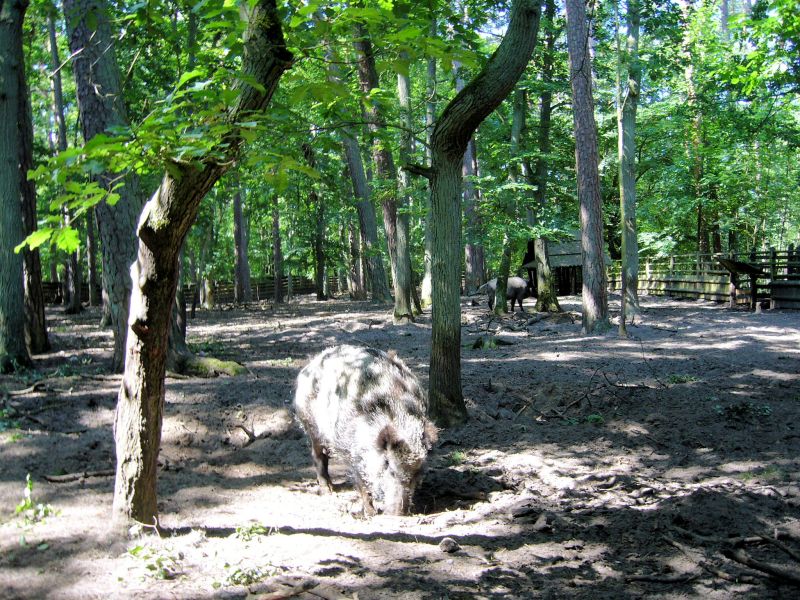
376, 424, 400, 452
423, 422, 439, 450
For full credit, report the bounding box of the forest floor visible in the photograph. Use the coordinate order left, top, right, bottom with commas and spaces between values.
1, 293, 799, 599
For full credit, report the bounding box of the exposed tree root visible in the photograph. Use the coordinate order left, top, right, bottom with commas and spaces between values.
721, 547, 800, 586
670, 525, 800, 587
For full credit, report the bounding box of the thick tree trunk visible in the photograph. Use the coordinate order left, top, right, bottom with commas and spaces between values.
354, 25, 413, 322
63, 0, 145, 371
232, 177, 252, 303
618, 0, 641, 323
532, 0, 561, 313
565, 0, 610, 334
19, 7, 49, 353
0, 0, 32, 372
111, 0, 291, 528
425, 0, 541, 426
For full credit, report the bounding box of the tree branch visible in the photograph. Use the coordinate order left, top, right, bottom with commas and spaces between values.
403, 163, 434, 179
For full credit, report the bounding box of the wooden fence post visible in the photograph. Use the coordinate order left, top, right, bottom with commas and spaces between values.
770, 247, 777, 280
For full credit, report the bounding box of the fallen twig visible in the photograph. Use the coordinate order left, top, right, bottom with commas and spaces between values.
7, 382, 49, 396
601, 371, 658, 390
700, 560, 760, 584
44, 469, 114, 483
233, 422, 269, 447
626, 571, 699, 584
20, 413, 48, 427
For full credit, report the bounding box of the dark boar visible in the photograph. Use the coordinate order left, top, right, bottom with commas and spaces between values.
479, 276, 533, 312
293, 345, 437, 516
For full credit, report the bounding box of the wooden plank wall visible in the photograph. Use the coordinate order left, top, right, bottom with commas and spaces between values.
608, 249, 800, 304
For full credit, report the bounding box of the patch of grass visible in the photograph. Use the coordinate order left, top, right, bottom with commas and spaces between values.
0, 408, 20, 433
713, 401, 772, 421
739, 465, 787, 482
471, 336, 514, 350
126, 543, 182, 580
50, 357, 94, 378
265, 357, 294, 367
15, 474, 57, 526
189, 340, 226, 355
585, 414, 605, 426
220, 563, 280, 587
234, 523, 274, 542
446, 450, 467, 466
667, 374, 697, 384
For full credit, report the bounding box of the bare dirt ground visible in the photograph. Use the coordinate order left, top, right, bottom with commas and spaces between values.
1, 293, 799, 599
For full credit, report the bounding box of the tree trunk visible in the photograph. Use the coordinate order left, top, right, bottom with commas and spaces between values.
454, 59, 486, 296
341, 131, 392, 303
347, 221, 366, 300
322, 38, 391, 304
420, 14, 436, 308
496, 86, 532, 315
617, 0, 641, 323
423, 0, 542, 426
396, 64, 415, 320
19, 5, 49, 353
111, 0, 291, 529
49, 12, 82, 316
0, 0, 33, 372
302, 143, 327, 301
232, 176, 252, 303
86, 211, 100, 306
565, 0, 610, 334
272, 197, 284, 304
532, 0, 561, 313
354, 25, 413, 322
63, 0, 145, 371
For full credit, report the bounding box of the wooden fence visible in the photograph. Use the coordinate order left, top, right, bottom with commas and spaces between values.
181, 275, 331, 306
607, 249, 800, 305
41, 275, 332, 307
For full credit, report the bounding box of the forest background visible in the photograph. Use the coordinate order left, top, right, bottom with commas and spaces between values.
1, 0, 798, 528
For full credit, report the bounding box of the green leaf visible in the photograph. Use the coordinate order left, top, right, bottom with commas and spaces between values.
15, 229, 53, 253
53, 228, 81, 253
175, 69, 206, 90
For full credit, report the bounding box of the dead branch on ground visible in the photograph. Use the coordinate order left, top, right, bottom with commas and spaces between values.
44, 470, 115, 483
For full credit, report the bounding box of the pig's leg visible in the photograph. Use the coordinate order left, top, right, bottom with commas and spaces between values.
310, 437, 334, 493
354, 474, 376, 516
